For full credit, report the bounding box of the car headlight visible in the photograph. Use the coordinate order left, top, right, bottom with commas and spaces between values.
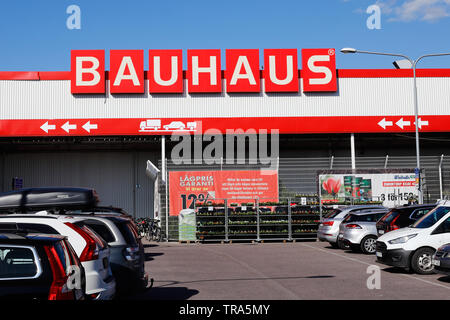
388, 234, 418, 245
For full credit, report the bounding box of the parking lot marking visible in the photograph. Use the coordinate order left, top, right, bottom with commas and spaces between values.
301, 243, 450, 291
199, 245, 302, 299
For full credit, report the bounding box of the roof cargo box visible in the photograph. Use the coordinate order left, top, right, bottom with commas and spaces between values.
0, 187, 99, 211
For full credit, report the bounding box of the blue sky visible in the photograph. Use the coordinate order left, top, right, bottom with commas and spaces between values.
1, 0, 450, 70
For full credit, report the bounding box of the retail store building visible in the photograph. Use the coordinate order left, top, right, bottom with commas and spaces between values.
2, 48, 450, 221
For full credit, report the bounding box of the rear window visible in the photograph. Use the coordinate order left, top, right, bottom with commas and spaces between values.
344, 213, 383, 223
81, 221, 116, 243
0, 246, 38, 279
115, 222, 138, 246
324, 209, 342, 219
380, 210, 399, 223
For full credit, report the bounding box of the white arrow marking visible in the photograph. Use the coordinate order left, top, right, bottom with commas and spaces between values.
40, 121, 56, 133
396, 118, 411, 129
82, 121, 98, 133
378, 118, 393, 130
61, 121, 77, 133
414, 118, 429, 129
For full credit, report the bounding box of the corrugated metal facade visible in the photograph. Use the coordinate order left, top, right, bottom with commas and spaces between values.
2, 77, 450, 120
1, 151, 158, 218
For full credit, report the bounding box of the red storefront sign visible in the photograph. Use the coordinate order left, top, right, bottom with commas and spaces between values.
148, 49, 183, 93
69, 48, 336, 93
169, 170, 279, 216
70, 50, 105, 94
302, 48, 337, 92
109, 50, 144, 94
0, 115, 445, 137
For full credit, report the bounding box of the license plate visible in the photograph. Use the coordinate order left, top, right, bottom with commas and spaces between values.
376, 251, 382, 258
432, 259, 441, 267
378, 230, 384, 235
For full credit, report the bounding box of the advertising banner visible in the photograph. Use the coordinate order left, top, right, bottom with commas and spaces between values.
318, 169, 419, 207
169, 170, 279, 216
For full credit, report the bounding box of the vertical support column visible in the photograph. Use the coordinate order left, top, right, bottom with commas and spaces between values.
225, 199, 229, 242
161, 136, 169, 242
350, 133, 356, 170
350, 134, 356, 206
256, 198, 261, 242
161, 136, 166, 183
439, 154, 444, 200
319, 181, 322, 222
288, 198, 292, 241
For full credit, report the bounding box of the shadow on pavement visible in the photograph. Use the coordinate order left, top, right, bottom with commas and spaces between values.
154, 275, 336, 287
436, 275, 450, 283
144, 252, 164, 261
381, 267, 412, 274
125, 287, 199, 300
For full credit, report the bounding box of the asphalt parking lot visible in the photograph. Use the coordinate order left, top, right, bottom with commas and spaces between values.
131, 240, 450, 300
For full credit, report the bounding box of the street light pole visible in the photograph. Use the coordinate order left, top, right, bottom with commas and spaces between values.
341, 48, 450, 204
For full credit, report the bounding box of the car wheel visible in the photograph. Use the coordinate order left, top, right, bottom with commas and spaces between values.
360, 236, 377, 254
411, 248, 435, 274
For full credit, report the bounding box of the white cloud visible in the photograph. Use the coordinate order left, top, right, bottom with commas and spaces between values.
372, 0, 450, 22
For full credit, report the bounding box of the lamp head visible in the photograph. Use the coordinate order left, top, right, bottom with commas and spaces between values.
340, 48, 357, 54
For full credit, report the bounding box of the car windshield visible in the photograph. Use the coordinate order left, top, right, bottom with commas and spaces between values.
324, 209, 342, 219
411, 206, 450, 229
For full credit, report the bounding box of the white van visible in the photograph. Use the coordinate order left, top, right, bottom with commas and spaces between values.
376, 201, 450, 274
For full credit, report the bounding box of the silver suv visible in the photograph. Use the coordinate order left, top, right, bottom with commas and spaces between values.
318, 205, 386, 248
338, 209, 388, 254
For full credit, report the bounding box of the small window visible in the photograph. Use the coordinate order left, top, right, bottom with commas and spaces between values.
434, 217, 450, 234
0, 246, 38, 279
53, 242, 68, 272
410, 209, 431, 221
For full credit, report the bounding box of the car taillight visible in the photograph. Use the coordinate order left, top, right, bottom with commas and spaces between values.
322, 221, 334, 227
346, 224, 362, 229
123, 246, 140, 261
65, 223, 99, 262
44, 245, 74, 301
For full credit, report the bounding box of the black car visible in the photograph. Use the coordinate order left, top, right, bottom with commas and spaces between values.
0, 231, 86, 300
433, 243, 450, 276
376, 204, 435, 236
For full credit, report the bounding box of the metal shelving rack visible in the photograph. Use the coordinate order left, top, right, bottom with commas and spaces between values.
194, 197, 323, 242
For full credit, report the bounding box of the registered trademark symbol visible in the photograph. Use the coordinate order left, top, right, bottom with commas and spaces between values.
328, 49, 335, 56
